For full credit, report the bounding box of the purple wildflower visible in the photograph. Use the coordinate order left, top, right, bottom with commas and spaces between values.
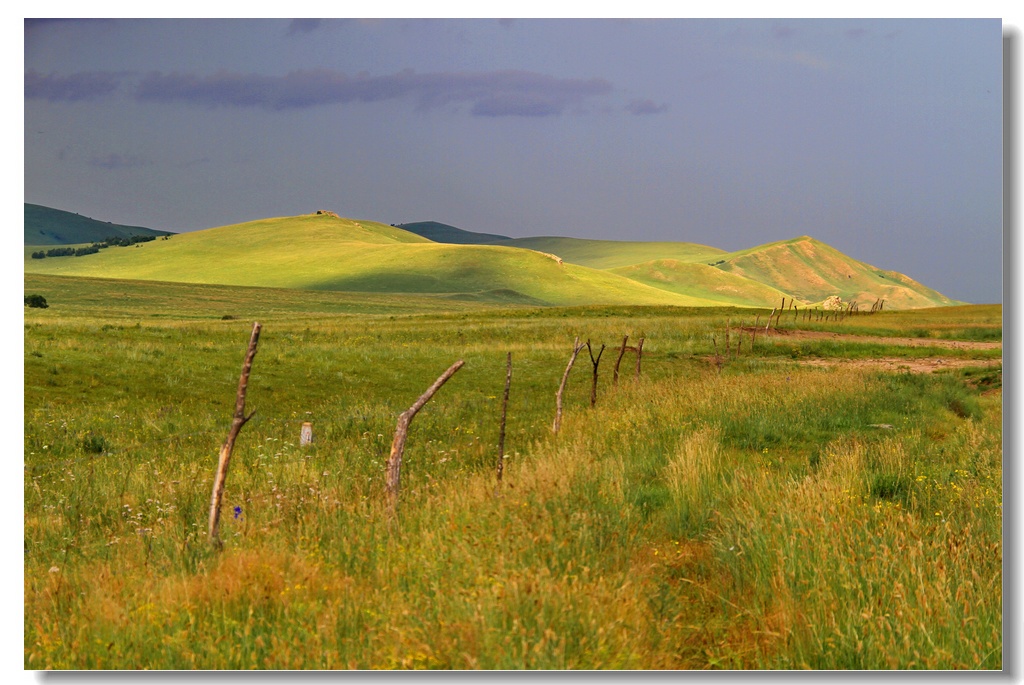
233, 505, 242, 520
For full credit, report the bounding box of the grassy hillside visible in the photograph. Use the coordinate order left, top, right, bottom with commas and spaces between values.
23, 213, 721, 307
494, 236, 727, 270
397, 221, 511, 244
609, 260, 797, 308
711, 236, 962, 309
25, 203, 172, 245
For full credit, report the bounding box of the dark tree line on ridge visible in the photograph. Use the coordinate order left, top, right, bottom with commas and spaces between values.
31, 234, 169, 259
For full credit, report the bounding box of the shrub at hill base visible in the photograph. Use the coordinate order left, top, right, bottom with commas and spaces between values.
24, 294, 48, 308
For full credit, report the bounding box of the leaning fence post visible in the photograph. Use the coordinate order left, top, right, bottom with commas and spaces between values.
496, 352, 512, 487
208, 322, 261, 549
553, 337, 585, 434
635, 337, 645, 379
386, 360, 465, 512
613, 335, 629, 386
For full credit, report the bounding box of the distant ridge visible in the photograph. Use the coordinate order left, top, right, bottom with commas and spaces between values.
397, 221, 511, 244
23, 207, 963, 309
25, 203, 172, 246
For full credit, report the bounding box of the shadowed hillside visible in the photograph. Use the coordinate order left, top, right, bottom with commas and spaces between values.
25, 203, 172, 245
397, 221, 511, 244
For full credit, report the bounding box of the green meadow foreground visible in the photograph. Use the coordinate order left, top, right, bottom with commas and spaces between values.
24, 274, 1001, 669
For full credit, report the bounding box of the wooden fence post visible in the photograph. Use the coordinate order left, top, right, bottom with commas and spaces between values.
613, 335, 629, 387
209, 322, 261, 549
635, 338, 645, 379
553, 337, 585, 434
300, 422, 313, 446
386, 360, 465, 511
496, 352, 512, 486
587, 340, 605, 407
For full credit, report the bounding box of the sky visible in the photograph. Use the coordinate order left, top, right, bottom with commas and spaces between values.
23, 17, 1004, 304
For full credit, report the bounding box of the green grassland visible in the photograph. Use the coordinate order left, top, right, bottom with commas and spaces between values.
24, 274, 1001, 669
25, 203, 172, 246
608, 260, 795, 308
494, 235, 727, 270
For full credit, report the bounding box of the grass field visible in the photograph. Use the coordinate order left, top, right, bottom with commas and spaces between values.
24, 274, 1001, 669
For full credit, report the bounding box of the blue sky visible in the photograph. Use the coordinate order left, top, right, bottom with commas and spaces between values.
23, 18, 1004, 303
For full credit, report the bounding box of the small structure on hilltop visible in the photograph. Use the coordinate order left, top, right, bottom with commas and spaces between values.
822, 295, 843, 310
315, 210, 340, 218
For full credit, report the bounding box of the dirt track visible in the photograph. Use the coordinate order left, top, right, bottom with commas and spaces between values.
763, 328, 1002, 352
750, 329, 1002, 374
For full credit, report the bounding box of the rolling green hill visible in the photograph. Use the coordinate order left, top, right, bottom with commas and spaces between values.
494, 236, 727, 270
25, 203, 172, 245
609, 260, 797, 308
23, 212, 722, 307
23, 206, 961, 310
709, 236, 962, 309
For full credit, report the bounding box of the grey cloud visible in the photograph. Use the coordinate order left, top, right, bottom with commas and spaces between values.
25, 69, 124, 102
626, 99, 669, 115
845, 27, 869, 40
772, 25, 796, 39
133, 68, 613, 117
287, 19, 322, 35
90, 153, 151, 170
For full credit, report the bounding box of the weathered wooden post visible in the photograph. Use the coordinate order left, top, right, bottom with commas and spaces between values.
765, 308, 775, 332
300, 422, 313, 446
209, 322, 261, 549
586, 340, 605, 407
496, 352, 512, 486
553, 337, 585, 434
613, 335, 629, 387
386, 360, 465, 511
635, 337, 645, 379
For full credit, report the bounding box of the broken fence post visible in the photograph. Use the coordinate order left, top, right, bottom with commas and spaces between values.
613, 335, 629, 387
553, 337, 585, 434
209, 321, 261, 549
386, 360, 465, 511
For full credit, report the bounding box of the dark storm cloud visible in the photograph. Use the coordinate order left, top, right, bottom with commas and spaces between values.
287, 19, 322, 35
25, 69, 124, 102
626, 99, 669, 115
133, 68, 613, 116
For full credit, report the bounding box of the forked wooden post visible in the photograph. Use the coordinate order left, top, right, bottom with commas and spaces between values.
586, 340, 605, 407
496, 352, 512, 486
553, 337, 585, 434
209, 322, 261, 549
613, 335, 629, 386
386, 360, 465, 511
